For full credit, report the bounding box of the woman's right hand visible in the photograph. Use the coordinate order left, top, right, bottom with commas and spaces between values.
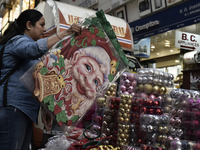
66, 23, 82, 36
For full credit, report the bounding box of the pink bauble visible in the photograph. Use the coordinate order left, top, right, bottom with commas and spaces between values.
125, 79, 130, 87
120, 85, 126, 92
127, 73, 136, 81
121, 73, 128, 80
140, 92, 148, 99
131, 80, 137, 87
157, 95, 163, 101
123, 91, 129, 95
131, 92, 135, 97
148, 94, 156, 100
128, 86, 134, 93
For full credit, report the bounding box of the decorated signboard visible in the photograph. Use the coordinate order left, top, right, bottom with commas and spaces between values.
21, 10, 128, 128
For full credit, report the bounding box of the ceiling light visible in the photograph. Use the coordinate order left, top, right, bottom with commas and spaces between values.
175, 60, 180, 63
165, 44, 170, 47
170, 50, 173, 52
165, 42, 170, 45
151, 46, 155, 49
157, 53, 159, 55
151, 49, 154, 51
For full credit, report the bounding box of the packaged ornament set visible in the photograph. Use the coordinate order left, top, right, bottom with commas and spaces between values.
91, 69, 200, 150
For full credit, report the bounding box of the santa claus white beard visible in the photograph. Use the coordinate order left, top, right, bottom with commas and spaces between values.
70, 76, 96, 117
71, 65, 96, 99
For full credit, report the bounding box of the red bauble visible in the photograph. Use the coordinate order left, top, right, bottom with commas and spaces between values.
141, 107, 148, 114
155, 108, 163, 115
110, 104, 115, 110
147, 99, 153, 106
111, 98, 116, 104
115, 98, 121, 105
148, 108, 154, 114
153, 100, 160, 107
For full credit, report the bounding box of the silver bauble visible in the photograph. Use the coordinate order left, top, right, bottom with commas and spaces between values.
168, 73, 174, 80
148, 69, 154, 76
142, 76, 148, 84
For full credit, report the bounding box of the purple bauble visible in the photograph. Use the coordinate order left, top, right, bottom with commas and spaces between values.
128, 86, 134, 93
123, 91, 129, 95
140, 92, 148, 99
128, 73, 136, 81
189, 99, 195, 108
157, 95, 163, 101
120, 85, 126, 92
195, 130, 200, 139
120, 80, 125, 86
195, 100, 200, 109
195, 110, 200, 118
131, 80, 137, 87
121, 73, 128, 80
125, 79, 130, 87
131, 92, 135, 97
148, 94, 156, 100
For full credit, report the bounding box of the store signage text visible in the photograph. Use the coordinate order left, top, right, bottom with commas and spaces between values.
68, 14, 125, 37
135, 20, 159, 32
175, 31, 200, 51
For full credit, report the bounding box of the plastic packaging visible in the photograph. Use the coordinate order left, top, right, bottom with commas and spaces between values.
20, 10, 128, 127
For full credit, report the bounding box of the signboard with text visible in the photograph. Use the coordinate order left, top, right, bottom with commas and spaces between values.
68, 0, 98, 8
175, 31, 200, 51
130, 0, 200, 40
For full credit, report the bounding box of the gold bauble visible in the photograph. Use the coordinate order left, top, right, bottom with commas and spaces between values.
125, 134, 130, 139
111, 83, 116, 88
152, 85, 160, 95
124, 104, 129, 109
143, 84, 153, 93
121, 99, 126, 105
119, 103, 124, 108
118, 124, 123, 129
124, 95, 129, 100
158, 126, 163, 133
118, 129, 123, 133
120, 134, 125, 138
109, 87, 114, 92
112, 92, 116, 96
127, 99, 132, 105
128, 95, 133, 100
123, 113, 128, 118
124, 118, 130, 123
124, 129, 129, 134
118, 112, 123, 117
160, 86, 166, 95
121, 94, 125, 99
122, 124, 126, 129
119, 108, 125, 113
125, 124, 130, 129
138, 84, 144, 92
118, 117, 124, 122
126, 109, 131, 113
127, 113, 131, 118
106, 91, 111, 96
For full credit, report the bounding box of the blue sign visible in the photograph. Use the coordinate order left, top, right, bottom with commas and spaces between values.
130, 0, 200, 40
134, 37, 151, 58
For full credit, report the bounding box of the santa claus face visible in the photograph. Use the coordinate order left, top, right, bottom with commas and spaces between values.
72, 56, 104, 98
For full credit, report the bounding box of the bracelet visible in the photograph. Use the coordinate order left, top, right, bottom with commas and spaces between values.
56, 33, 62, 40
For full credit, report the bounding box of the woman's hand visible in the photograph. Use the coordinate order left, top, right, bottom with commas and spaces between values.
41, 103, 54, 132
66, 23, 82, 36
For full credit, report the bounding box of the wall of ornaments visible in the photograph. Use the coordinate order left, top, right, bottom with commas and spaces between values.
92, 68, 200, 150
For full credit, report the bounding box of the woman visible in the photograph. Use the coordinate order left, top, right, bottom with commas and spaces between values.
0, 9, 81, 150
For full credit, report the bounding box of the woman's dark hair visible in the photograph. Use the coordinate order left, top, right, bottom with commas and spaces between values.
0, 9, 43, 45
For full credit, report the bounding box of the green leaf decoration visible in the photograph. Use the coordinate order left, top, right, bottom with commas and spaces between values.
58, 57, 65, 68
96, 30, 105, 38
56, 41, 63, 48
56, 113, 61, 123
60, 110, 68, 122
48, 103, 55, 112
57, 100, 63, 107
43, 95, 54, 104
71, 115, 79, 123
70, 36, 75, 46
108, 74, 114, 82
115, 61, 119, 69
91, 39, 96, 46
60, 69, 65, 75
53, 62, 59, 67
89, 27, 94, 33
40, 67, 48, 75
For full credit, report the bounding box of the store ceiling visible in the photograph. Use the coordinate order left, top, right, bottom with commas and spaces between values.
141, 23, 200, 61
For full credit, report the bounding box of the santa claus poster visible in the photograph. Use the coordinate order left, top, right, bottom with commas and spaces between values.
32, 24, 127, 127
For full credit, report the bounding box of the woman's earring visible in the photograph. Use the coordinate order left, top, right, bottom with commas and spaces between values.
28, 28, 31, 30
